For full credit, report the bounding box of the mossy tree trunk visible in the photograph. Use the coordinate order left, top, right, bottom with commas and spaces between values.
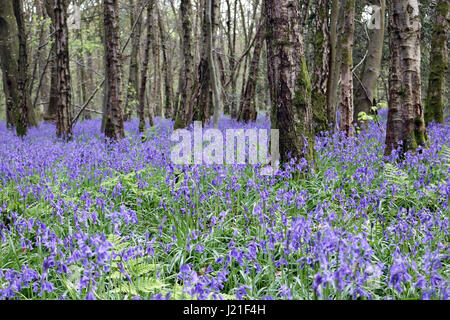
0, 0, 33, 136
385, 0, 428, 156
354, 0, 386, 128
338, 0, 355, 137
425, 0, 449, 125
102, 0, 125, 140
264, 0, 314, 165
311, 0, 330, 134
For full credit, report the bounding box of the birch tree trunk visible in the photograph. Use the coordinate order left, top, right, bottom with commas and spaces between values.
385, 0, 428, 155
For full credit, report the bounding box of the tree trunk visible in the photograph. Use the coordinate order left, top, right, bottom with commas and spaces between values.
174, 0, 193, 129
124, 0, 142, 122
43, 0, 58, 123
151, 8, 161, 119
385, 0, 428, 156
54, 0, 72, 139
264, 0, 314, 165
338, 0, 355, 137
189, 0, 213, 125
237, 21, 263, 123
138, 1, 154, 132
0, 0, 31, 136
326, 0, 340, 127
73, 1, 89, 121
102, 0, 125, 140
425, 0, 449, 125
210, 0, 221, 126
157, 6, 173, 119
354, 0, 386, 128
311, 0, 330, 134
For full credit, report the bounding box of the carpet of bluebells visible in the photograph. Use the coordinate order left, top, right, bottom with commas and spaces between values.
0, 110, 449, 300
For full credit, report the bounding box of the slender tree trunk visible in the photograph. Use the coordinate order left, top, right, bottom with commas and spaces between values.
338, 0, 355, 137
138, 1, 154, 132
311, 0, 330, 134
425, 0, 449, 125
326, 0, 340, 127
13, 0, 38, 128
157, 6, 173, 119
74, 1, 89, 121
36, 0, 50, 121
385, 0, 428, 156
210, 0, 221, 126
124, 0, 142, 122
102, 0, 125, 140
54, 0, 72, 139
174, 0, 193, 129
44, 0, 58, 123
264, 0, 314, 165
354, 0, 386, 128
151, 8, 161, 119
237, 20, 263, 123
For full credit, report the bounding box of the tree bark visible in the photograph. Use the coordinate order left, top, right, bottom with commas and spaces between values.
338, 0, 355, 137
138, 1, 154, 132
326, 0, 340, 127
73, 1, 89, 121
425, 0, 449, 125
311, 0, 330, 134
102, 0, 125, 140
174, 0, 193, 129
43, 0, 58, 123
157, 5, 173, 119
0, 0, 31, 136
54, 0, 72, 139
237, 20, 263, 123
189, 0, 213, 125
264, 0, 314, 165
354, 0, 386, 128
385, 0, 428, 156
124, 0, 142, 122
